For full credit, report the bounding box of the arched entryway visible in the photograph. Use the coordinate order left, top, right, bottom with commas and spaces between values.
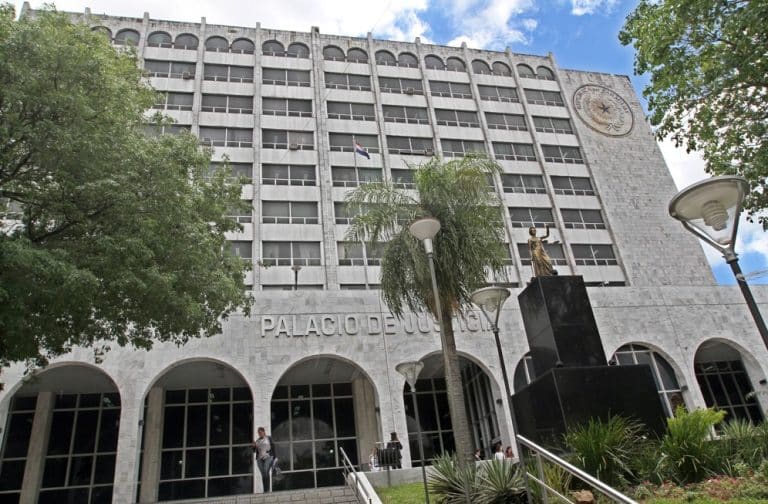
403, 353, 503, 466
0, 363, 120, 504
694, 340, 765, 425
138, 359, 254, 502
270, 356, 380, 490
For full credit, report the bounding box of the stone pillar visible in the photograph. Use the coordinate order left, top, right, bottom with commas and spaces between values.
19, 391, 54, 504
352, 376, 379, 468
111, 399, 142, 504
138, 387, 164, 503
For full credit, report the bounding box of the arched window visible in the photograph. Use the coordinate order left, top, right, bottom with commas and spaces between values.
323, 45, 345, 61
286, 42, 309, 58
262, 40, 284, 56
492, 61, 512, 76
472, 59, 492, 74
398, 52, 418, 68
174, 33, 199, 50
91, 26, 112, 40
205, 36, 229, 52
536, 66, 555, 80
147, 31, 172, 48
375, 50, 397, 66
347, 48, 368, 63
114, 29, 140, 46
424, 54, 444, 70
446, 56, 466, 72
231, 38, 254, 54
612, 344, 686, 417
516, 64, 535, 78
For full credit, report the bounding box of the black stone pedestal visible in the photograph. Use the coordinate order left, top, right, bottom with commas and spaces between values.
512, 365, 667, 447
513, 276, 667, 446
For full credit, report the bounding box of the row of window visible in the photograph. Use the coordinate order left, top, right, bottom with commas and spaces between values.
143, 61, 564, 106
103, 27, 555, 80
231, 240, 617, 267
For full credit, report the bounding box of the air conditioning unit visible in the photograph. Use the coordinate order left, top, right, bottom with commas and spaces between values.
182, 72, 194, 80
289, 143, 300, 150
424, 148, 434, 156
405, 87, 415, 95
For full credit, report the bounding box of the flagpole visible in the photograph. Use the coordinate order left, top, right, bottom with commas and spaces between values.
352, 135, 358, 172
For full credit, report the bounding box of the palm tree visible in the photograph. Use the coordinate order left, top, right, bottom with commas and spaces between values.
346, 154, 508, 462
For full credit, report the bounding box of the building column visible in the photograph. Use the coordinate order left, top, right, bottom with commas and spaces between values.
19, 391, 54, 504
352, 376, 379, 469
111, 392, 143, 504
138, 387, 164, 503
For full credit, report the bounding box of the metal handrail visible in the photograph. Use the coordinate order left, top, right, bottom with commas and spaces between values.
339, 446, 373, 504
516, 435, 638, 504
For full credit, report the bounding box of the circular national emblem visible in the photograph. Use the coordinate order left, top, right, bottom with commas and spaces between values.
572, 85, 633, 137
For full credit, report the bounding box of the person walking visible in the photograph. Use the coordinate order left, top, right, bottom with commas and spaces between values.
252, 427, 275, 492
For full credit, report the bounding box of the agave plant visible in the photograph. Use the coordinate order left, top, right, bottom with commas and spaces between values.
657, 407, 726, 484
428, 454, 480, 503
477, 459, 527, 504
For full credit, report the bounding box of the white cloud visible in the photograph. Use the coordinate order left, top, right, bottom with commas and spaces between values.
443, 0, 539, 49
570, 0, 618, 16
18, 0, 431, 41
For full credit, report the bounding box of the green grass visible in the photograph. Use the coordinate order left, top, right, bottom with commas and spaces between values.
375, 481, 427, 504
645, 499, 768, 504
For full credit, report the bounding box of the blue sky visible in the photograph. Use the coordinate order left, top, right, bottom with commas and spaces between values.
16, 0, 768, 284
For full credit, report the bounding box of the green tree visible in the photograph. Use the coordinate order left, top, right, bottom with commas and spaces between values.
620, 0, 768, 222
0, 5, 251, 366
346, 155, 508, 462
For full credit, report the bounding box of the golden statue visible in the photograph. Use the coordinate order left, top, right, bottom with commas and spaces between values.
528, 225, 555, 277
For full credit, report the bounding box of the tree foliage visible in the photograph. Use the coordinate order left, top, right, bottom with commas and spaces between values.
0, 5, 251, 366
620, 0, 768, 221
346, 154, 508, 461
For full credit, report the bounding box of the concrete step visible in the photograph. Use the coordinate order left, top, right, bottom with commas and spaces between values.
157, 486, 360, 504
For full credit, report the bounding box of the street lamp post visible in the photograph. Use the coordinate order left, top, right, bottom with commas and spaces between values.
291, 264, 302, 291
469, 286, 531, 501
396, 361, 430, 504
669, 175, 768, 351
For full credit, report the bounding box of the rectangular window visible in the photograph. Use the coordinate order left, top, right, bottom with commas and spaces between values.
542, 145, 584, 164
533, 116, 573, 134
230, 241, 252, 259
263, 68, 311, 87
571, 244, 617, 265
477, 85, 519, 102
327, 102, 376, 121
199, 127, 252, 148
226, 205, 252, 223
203, 64, 253, 83
262, 130, 314, 150
429, 81, 472, 99
261, 164, 316, 186
492, 142, 536, 161
501, 174, 545, 194
331, 166, 382, 187
328, 133, 380, 153
561, 209, 605, 229
387, 136, 434, 155
391, 169, 415, 189
508, 207, 555, 227
435, 109, 480, 128
337, 242, 382, 266
485, 113, 527, 131
145, 60, 196, 79
550, 176, 595, 196
153, 92, 194, 111
440, 139, 486, 157
379, 77, 423, 94
262, 242, 321, 266
334, 202, 356, 224
518, 242, 567, 266
262, 98, 313, 117
524, 89, 564, 106
201, 95, 253, 114
382, 105, 429, 124
208, 162, 252, 182
262, 201, 319, 224
324, 72, 371, 91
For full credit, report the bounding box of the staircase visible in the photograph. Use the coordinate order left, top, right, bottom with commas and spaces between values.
155, 486, 360, 504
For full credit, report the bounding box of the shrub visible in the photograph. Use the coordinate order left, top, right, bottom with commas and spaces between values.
718, 419, 768, 470
563, 415, 644, 487
428, 454, 479, 503
477, 459, 526, 504
657, 407, 726, 484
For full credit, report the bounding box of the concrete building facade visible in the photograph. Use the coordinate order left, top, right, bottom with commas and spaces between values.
1, 5, 767, 503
